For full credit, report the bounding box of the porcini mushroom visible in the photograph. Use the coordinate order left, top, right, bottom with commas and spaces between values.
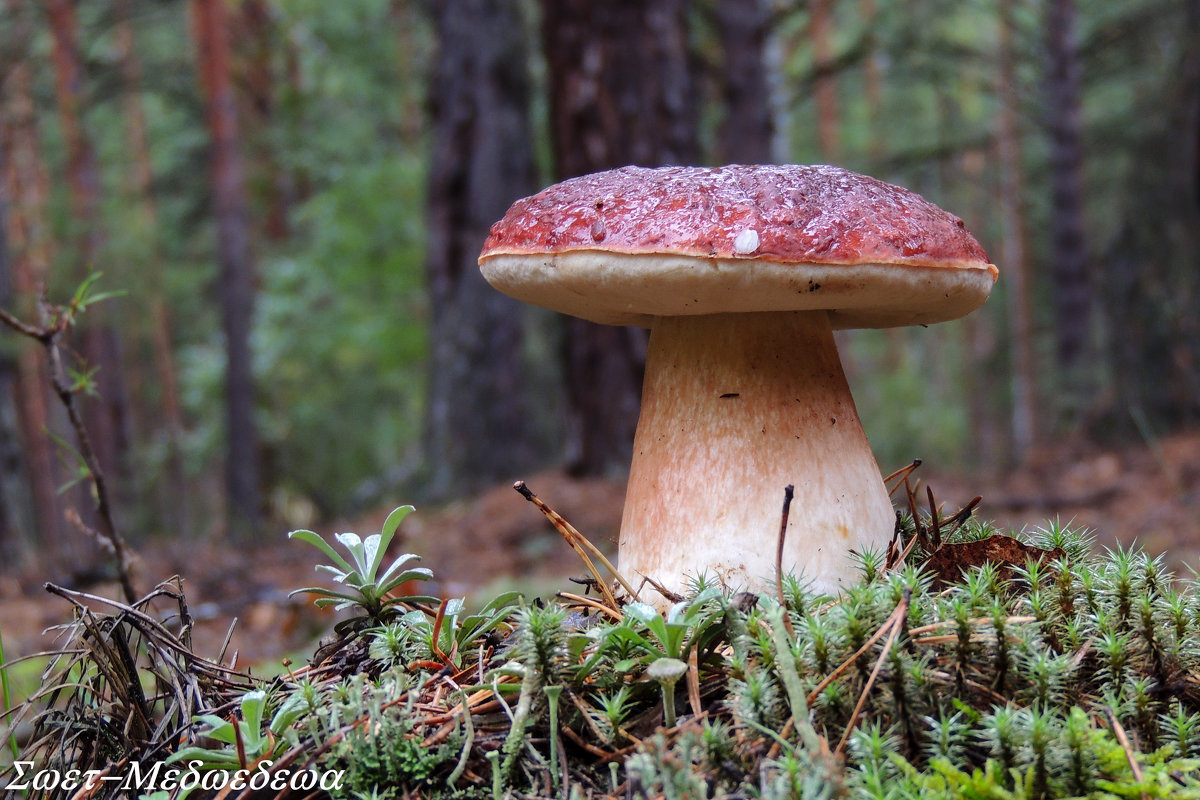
479, 164, 997, 607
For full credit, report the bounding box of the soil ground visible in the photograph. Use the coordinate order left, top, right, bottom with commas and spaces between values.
1, 431, 1198, 673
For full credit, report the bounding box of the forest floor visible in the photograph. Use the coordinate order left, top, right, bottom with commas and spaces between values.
1, 430, 1199, 677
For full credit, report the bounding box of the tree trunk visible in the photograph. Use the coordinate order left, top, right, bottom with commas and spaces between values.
541, 0, 698, 477
192, 0, 261, 536
0, 8, 67, 558
1190, 0, 1200, 211
810, 0, 840, 161
861, 0, 884, 162
1044, 0, 1091, 370
114, 0, 190, 533
0, 136, 35, 556
238, 0, 292, 242
998, 0, 1039, 462
422, 0, 543, 498
715, 0, 773, 164
1103, 0, 1200, 430
46, 0, 101, 267
46, 0, 133, 527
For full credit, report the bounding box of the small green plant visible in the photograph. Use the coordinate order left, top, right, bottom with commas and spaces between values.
376, 591, 523, 669
590, 684, 637, 744
310, 670, 462, 797
167, 689, 303, 770
18, 503, 1200, 800
289, 505, 437, 623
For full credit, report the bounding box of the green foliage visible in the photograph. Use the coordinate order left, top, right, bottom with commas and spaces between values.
621, 588, 725, 662
5, 0, 1198, 538
165, 688, 302, 770
16, 510, 1200, 799
309, 671, 464, 798
371, 590, 523, 671
288, 505, 436, 622
253, 151, 428, 516
250, 515, 1200, 797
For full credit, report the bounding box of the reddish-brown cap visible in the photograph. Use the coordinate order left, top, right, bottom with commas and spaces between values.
479, 164, 998, 329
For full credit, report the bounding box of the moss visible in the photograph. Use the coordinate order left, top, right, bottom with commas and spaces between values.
12, 516, 1200, 799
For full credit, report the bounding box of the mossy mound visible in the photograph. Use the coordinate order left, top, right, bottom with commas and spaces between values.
8, 512, 1200, 799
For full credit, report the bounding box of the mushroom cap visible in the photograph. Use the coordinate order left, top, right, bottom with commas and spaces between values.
479, 164, 998, 329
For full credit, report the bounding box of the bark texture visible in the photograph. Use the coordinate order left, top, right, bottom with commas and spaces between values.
810, 0, 840, 161
1045, 0, 1091, 368
0, 137, 34, 553
115, 0, 189, 531
998, 0, 1038, 461
192, 0, 261, 536
0, 7, 62, 554
541, 0, 698, 477
47, 0, 133, 526
715, 0, 773, 164
422, 0, 542, 498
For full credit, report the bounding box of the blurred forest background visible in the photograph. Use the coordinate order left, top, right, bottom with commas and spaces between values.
0, 0, 1198, 582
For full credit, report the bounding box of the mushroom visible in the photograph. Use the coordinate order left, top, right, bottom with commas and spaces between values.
478, 164, 997, 607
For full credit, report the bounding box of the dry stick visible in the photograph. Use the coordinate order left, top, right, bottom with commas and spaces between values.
945, 496, 982, 538
516, 480, 636, 598
884, 459, 922, 497
806, 594, 913, 705
905, 476, 933, 553
926, 485, 942, 549
557, 591, 623, 622
885, 530, 922, 576
1105, 708, 1149, 800
883, 493, 979, 576
0, 303, 138, 603
560, 723, 617, 760
443, 677, 475, 787
42, 583, 250, 682
638, 572, 684, 604
686, 647, 703, 719
834, 588, 911, 758
908, 616, 1037, 638
430, 598, 452, 664
565, 689, 617, 747
775, 484, 796, 637
513, 481, 630, 608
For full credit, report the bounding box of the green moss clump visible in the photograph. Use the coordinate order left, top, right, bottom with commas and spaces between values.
12, 516, 1200, 800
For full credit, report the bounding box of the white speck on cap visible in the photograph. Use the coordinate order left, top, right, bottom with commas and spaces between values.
733, 228, 760, 255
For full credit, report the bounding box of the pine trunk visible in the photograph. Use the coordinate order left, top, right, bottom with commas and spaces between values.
0, 14, 67, 558
114, 0, 190, 532
811, 0, 840, 161
422, 0, 542, 498
192, 0, 261, 536
861, 0, 884, 161
239, 0, 292, 242
1045, 0, 1091, 369
998, 0, 1039, 462
541, 0, 697, 477
46, 0, 133, 528
715, 0, 773, 164
1190, 0, 1200, 209
0, 137, 35, 555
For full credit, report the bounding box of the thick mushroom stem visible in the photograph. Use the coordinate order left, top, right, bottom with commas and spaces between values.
618, 310, 895, 606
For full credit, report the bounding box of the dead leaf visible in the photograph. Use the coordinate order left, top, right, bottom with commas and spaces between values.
921, 535, 1064, 590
